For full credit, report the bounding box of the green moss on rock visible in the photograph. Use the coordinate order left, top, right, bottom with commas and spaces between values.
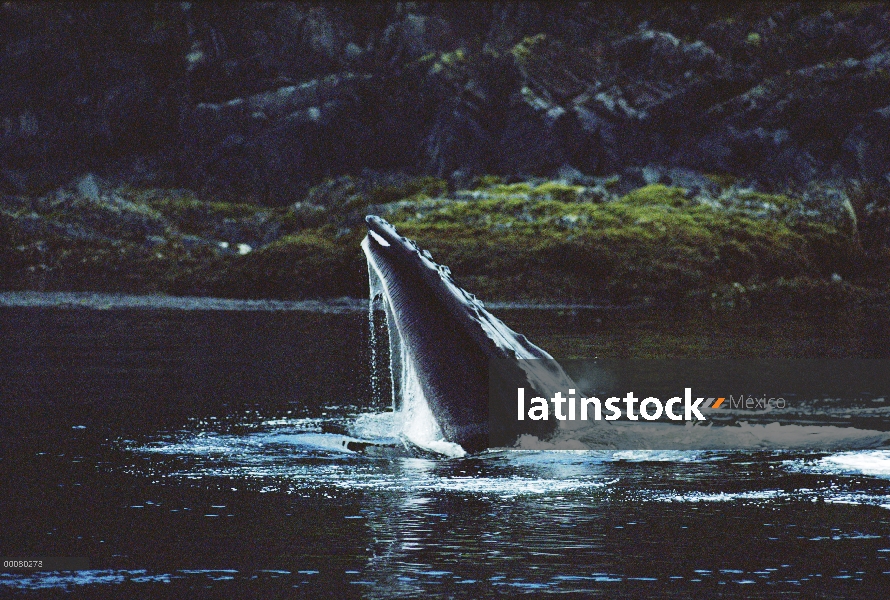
530, 181, 587, 203
619, 184, 692, 208
307, 175, 449, 213
731, 190, 799, 213
367, 176, 448, 205
147, 195, 266, 235
471, 175, 504, 189
511, 34, 547, 66
705, 173, 739, 189
0, 177, 874, 309
181, 228, 366, 299
381, 192, 859, 303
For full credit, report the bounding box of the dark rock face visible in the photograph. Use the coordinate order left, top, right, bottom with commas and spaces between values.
2, 2, 890, 204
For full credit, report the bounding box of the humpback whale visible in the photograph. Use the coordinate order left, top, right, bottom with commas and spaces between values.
362, 215, 578, 454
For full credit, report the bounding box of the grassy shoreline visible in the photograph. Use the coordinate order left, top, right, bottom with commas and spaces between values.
2, 175, 887, 313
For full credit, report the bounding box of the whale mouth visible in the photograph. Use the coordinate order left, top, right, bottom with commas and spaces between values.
365, 215, 404, 251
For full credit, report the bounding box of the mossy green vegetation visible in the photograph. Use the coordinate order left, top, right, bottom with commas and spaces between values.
471, 175, 504, 189
430, 48, 466, 74
377, 191, 861, 303
305, 175, 449, 212
530, 181, 587, 203
730, 190, 798, 213
147, 195, 267, 235
619, 184, 692, 208
0, 210, 216, 294
366, 176, 448, 205
1, 176, 883, 311
704, 173, 739, 189
511, 34, 547, 66
199, 228, 367, 299
813, 2, 886, 17
483, 182, 534, 196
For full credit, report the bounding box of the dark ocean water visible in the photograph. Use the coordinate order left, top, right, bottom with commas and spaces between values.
1, 298, 890, 598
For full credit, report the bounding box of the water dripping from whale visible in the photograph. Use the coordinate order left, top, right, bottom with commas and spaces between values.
362, 215, 578, 455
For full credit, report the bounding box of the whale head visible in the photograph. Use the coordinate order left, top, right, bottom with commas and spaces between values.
362, 215, 574, 453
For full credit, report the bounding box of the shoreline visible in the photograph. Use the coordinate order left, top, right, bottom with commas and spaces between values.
0, 291, 639, 313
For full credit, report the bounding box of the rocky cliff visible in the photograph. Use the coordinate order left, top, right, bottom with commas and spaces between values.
1, 2, 889, 306
3, 2, 890, 202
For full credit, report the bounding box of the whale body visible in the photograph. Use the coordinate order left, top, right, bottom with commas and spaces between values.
362, 215, 577, 453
